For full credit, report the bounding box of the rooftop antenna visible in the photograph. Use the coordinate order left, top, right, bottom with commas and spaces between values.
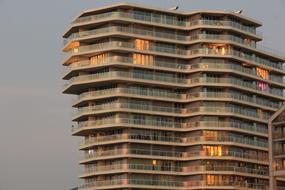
169, 0, 179, 10
235, 9, 243, 14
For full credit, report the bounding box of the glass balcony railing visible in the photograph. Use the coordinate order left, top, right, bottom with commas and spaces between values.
63, 55, 283, 85
63, 56, 187, 76
82, 163, 268, 176
74, 88, 280, 109
73, 118, 268, 136
188, 136, 268, 148
79, 179, 267, 190
83, 149, 268, 162
64, 26, 256, 48
185, 180, 267, 190
81, 132, 267, 148
64, 40, 282, 70
64, 55, 283, 84
71, 11, 261, 37
65, 71, 283, 98
73, 103, 270, 121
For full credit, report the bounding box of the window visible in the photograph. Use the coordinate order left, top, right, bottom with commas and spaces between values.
133, 53, 154, 65
256, 67, 269, 80
90, 53, 108, 65
135, 39, 150, 50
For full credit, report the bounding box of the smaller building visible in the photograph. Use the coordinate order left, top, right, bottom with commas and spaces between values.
269, 105, 285, 189
70, 187, 78, 190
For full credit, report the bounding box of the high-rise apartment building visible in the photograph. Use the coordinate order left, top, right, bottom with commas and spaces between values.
269, 106, 285, 189
62, 3, 285, 190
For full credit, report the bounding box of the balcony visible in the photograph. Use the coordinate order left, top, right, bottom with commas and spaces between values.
70, 11, 261, 37
79, 179, 267, 190
81, 164, 268, 177
82, 148, 268, 163
63, 40, 283, 71
64, 71, 283, 99
63, 56, 283, 86
73, 88, 280, 110
80, 133, 268, 149
64, 26, 257, 49
73, 118, 268, 137
73, 103, 271, 123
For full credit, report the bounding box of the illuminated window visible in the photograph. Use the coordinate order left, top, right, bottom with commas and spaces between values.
204, 145, 223, 156
133, 53, 154, 65
207, 175, 215, 185
256, 67, 269, 80
90, 53, 108, 65
135, 39, 150, 51
257, 81, 269, 91
208, 44, 228, 55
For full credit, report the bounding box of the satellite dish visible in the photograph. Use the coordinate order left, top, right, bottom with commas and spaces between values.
169, 6, 179, 11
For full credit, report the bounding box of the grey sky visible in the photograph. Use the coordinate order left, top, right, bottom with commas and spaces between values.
0, 0, 284, 190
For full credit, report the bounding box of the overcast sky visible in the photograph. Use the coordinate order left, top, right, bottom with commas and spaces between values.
0, 0, 284, 190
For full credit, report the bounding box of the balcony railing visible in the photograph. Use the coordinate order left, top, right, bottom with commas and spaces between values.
83, 148, 268, 162
82, 163, 268, 176
81, 132, 267, 148
64, 26, 256, 49
65, 71, 283, 98
79, 179, 267, 190
73, 118, 268, 135
71, 11, 260, 37
74, 88, 280, 109
64, 41, 283, 71
64, 55, 283, 85
73, 103, 271, 122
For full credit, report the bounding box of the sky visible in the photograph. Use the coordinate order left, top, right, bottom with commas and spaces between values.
0, 0, 284, 190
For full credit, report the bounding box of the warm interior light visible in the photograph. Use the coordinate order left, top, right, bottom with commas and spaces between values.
152, 160, 157, 165
90, 53, 107, 65
135, 39, 150, 51
256, 67, 269, 80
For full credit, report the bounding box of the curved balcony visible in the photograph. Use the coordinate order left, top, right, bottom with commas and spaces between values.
73, 103, 270, 123
81, 164, 268, 178
82, 149, 268, 164
73, 88, 280, 110
64, 26, 284, 61
63, 56, 283, 86
79, 179, 267, 190
80, 132, 267, 150
64, 26, 256, 49
63, 40, 283, 72
64, 71, 284, 99
69, 11, 261, 38
185, 180, 267, 190
73, 119, 268, 137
